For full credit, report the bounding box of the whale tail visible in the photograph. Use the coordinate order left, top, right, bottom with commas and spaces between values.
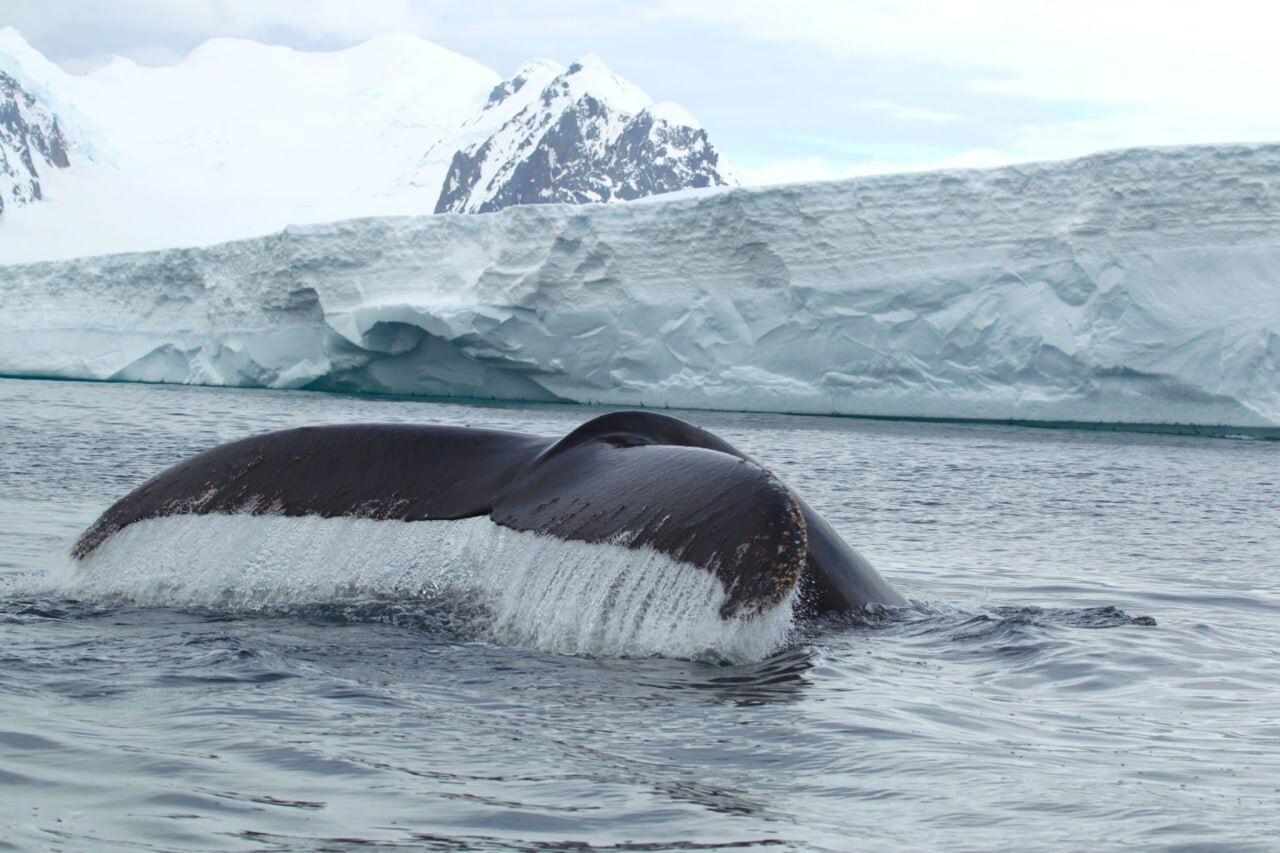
73, 411, 901, 617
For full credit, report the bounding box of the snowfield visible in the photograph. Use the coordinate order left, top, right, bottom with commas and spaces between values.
2, 142, 1278, 429
0, 28, 734, 260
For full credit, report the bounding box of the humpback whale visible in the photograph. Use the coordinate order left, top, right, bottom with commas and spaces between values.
72, 411, 903, 617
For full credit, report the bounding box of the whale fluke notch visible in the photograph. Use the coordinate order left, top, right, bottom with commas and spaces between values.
72, 410, 904, 617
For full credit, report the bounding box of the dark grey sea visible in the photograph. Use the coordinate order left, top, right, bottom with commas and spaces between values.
2, 378, 1277, 850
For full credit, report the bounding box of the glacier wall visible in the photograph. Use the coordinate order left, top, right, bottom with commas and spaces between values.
1, 143, 1278, 428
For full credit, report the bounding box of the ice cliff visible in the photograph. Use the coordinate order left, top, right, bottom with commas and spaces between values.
1, 143, 1278, 429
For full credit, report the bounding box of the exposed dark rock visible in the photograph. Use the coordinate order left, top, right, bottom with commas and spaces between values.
1, 70, 70, 215
434, 61, 734, 215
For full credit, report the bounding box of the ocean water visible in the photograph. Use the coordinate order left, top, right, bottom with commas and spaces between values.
1, 377, 1277, 850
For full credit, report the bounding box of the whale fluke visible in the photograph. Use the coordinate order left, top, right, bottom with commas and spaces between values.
73, 411, 904, 617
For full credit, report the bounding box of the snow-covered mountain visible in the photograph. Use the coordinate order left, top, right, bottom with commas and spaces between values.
0, 55, 70, 214
0, 28, 735, 262
430, 55, 736, 213
2, 143, 1277, 431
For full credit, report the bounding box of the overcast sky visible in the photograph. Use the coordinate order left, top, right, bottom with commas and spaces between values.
5, 0, 1279, 184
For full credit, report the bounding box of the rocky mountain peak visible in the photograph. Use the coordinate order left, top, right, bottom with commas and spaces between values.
434, 55, 736, 214
1, 68, 71, 215
485, 59, 563, 110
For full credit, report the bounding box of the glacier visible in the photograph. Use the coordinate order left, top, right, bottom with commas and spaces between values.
1, 142, 1278, 430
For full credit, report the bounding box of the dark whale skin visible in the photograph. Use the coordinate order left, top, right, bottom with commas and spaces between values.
73, 411, 904, 617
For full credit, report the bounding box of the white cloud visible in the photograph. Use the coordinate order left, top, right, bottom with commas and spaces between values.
6, 0, 1276, 182
737, 148, 1013, 187
3, 0, 435, 65
214, 0, 431, 41
657, 0, 1280, 156
851, 99, 961, 124
736, 156, 856, 186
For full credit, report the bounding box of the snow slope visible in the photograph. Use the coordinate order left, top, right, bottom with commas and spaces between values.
0, 31, 71, 214
0, 70, 70, 213
0, 30, 735, 261
0, 28, 499, 261
1, 143, 1278, 429
406, 58, 565, 196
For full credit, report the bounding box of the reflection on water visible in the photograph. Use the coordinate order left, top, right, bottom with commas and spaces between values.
1, 378, 1278, 849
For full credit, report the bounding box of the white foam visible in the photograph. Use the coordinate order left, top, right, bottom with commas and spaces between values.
49, 514, 795, 663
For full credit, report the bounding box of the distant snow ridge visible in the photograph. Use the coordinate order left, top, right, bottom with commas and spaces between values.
0, 69, 70, 214
0, 29, 735, 259
433, 54, 737, 214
